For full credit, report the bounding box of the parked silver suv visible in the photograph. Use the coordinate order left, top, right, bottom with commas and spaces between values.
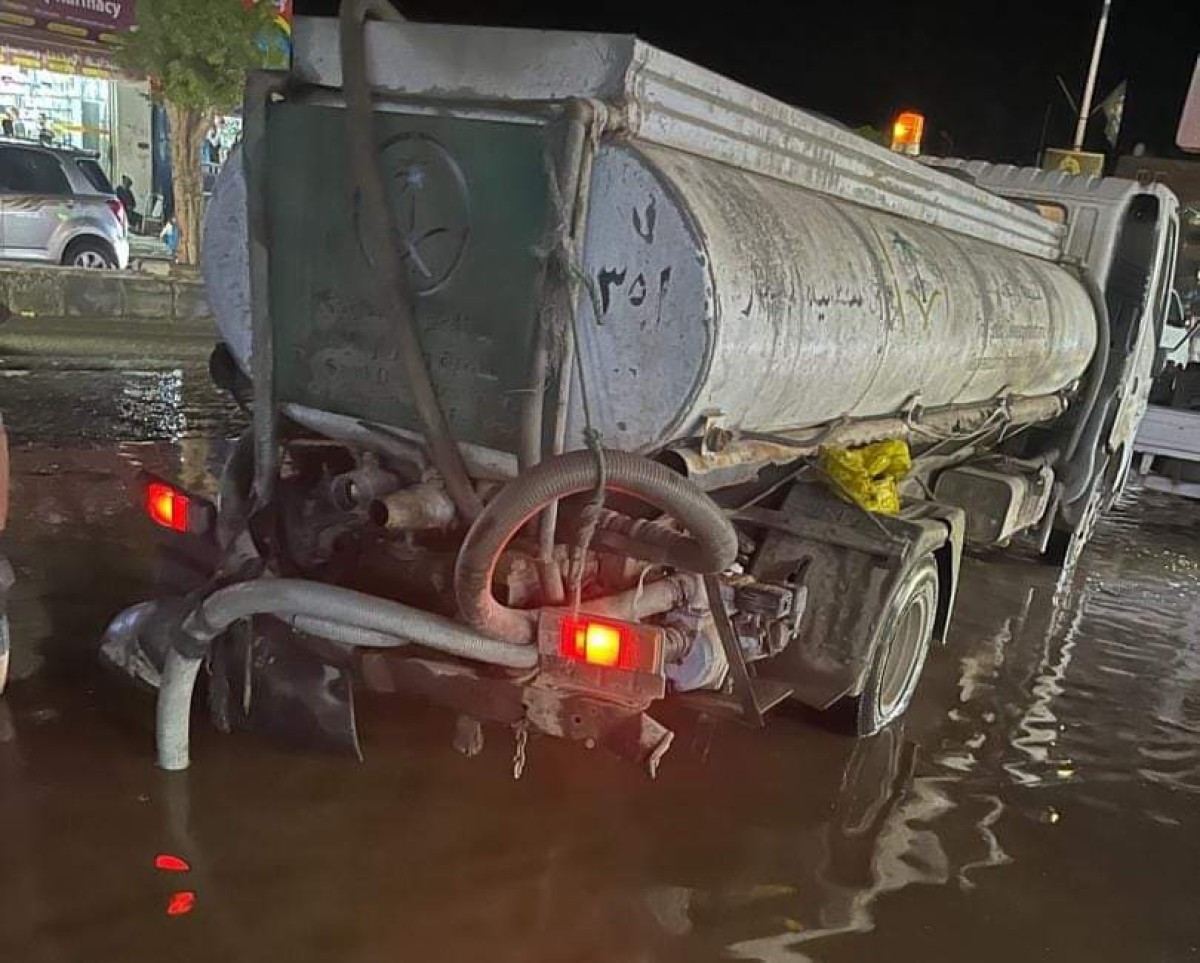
0, 140, 129, 269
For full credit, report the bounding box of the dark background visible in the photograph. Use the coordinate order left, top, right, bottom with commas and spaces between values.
294, 0, 1198, 164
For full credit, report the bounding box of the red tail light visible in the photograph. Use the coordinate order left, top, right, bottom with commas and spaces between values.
540, 610, 666, 703
146, 481, 190, 533
106, 197, 126, 229
560, 615, 636, 669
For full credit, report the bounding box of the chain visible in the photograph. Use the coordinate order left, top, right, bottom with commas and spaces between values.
511, 720, 529, 780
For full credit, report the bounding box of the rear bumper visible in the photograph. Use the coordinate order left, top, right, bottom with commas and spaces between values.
113, 235, 130, 270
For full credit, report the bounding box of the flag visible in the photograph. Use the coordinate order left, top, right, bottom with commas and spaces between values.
1099, 81, 1127, 146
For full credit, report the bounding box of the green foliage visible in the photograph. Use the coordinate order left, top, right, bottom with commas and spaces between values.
116, 0, 272, 112
853, 125, 889, 147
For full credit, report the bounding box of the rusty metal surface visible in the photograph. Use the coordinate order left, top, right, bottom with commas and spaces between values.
535, 609, 666, 707
746, 483, 960, 709
665, 394, 1067, 486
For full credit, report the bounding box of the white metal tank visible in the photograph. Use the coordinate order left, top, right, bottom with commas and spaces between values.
206, 18, 1099, 455
566, 143, 1095, 450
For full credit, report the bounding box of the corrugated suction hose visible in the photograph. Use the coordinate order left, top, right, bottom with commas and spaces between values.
454, 450, 739, 643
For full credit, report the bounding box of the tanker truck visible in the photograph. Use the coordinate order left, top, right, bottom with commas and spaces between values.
101, 4, 1179, 775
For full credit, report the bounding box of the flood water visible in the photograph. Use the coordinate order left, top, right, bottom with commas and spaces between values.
3, 353, 1200, 962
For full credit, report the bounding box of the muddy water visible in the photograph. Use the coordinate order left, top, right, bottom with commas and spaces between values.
3, 361, 1200, 961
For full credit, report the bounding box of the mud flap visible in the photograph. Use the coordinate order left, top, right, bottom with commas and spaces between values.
209, 620, 362, 759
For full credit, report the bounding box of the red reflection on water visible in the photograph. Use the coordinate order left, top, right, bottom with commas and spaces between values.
166, 891, 196, 916
154, 854, 191, 873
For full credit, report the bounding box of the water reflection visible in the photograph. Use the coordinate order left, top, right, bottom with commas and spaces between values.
3, 357, 1200, 960
0, 362, 244, 445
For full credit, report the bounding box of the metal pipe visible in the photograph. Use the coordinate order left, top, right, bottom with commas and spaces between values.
330, 463, 401, 511
518, 327, 549, 474
283, 404, 428, 475
283, 404, 518, 481
579, 573, 702, 621
537, 99, 599, 606
339, 0, 482, 522
243, 70, 290, 509
1072, 0, 1113, 152
537, 327, 574, 606
665, 394, 1067, 488
369, 483, 456, 531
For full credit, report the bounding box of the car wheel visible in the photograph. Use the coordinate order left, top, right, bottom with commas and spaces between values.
63, 238, 116, 270
829, 556, 939, 737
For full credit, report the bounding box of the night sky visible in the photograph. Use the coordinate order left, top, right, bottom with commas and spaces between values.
295, 0, 1198, 163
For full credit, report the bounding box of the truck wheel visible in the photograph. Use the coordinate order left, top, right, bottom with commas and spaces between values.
1043, 458, 1108, 572
841, 555, 939, 737
1101, 446, 1132, 513
1044, 482, 1104, 573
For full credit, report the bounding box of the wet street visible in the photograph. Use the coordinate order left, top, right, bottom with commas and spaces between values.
2, 329, 1200, 962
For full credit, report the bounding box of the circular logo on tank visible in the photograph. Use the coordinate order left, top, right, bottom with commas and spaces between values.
367, 133, 471, 295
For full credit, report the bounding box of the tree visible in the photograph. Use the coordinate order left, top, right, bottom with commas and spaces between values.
117, 0, 271, 266
853, 125, 889, 147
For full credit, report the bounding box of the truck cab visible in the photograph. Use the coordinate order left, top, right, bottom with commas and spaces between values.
928, 159, 1180, 550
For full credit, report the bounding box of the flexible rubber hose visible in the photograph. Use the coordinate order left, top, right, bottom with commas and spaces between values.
454, 450, 739, 643
289, 614, 411, 649
580, 573, 700, 621
155, 577, 539, 770
182, 579, 537, 667
157, 648, 203, 771
338, 0, 482, 522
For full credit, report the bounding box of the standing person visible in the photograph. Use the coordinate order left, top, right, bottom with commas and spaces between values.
115, 175, 141, 232
160, 217, 179, 259
202, 129, 220, 166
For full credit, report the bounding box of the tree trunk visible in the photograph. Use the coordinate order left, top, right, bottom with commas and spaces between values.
165, 101, 209, 267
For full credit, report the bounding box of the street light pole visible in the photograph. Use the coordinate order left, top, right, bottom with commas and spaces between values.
1073, 0, 1114, 151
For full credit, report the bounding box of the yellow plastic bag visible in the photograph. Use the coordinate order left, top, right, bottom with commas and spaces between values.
819, 439, 912, 516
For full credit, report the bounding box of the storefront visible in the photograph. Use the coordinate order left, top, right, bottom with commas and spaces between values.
0, 1, 150, 198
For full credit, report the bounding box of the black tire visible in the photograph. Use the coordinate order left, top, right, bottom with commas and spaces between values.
834, 556, 939, 737
62, 237, 116, 269
1043, 456, 1108, 571
1101, 446, 1132, 513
